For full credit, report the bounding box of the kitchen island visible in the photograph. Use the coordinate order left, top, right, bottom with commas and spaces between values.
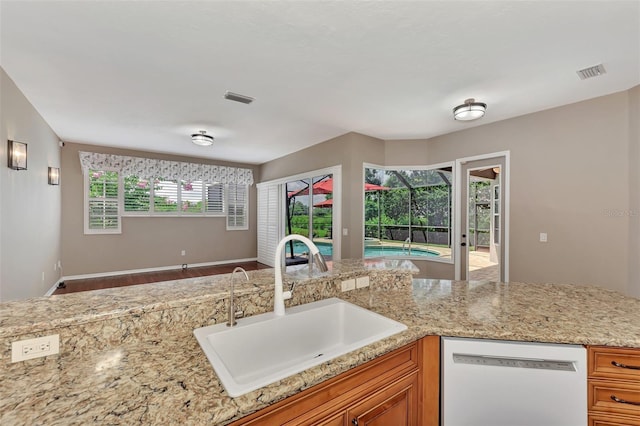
1, 259, 640, 424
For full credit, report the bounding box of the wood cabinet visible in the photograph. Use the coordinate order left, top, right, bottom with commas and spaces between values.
230, 336, 439, 426
588, 346, 640, 426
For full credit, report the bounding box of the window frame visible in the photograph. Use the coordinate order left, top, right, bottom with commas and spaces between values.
362, 162, 454, 264
84, 168, 122, 235
85, 172, 247, 235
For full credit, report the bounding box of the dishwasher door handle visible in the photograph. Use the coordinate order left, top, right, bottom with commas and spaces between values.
452, 353, 577, 371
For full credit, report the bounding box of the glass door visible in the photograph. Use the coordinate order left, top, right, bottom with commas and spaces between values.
285, 174, 333, 265
459, 157, 507, 282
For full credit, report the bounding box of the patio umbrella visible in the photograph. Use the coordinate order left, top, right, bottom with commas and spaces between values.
289, 178, 388, 197
313, 199, 334, 208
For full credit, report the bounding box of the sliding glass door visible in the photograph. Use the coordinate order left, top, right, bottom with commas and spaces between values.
285, 174, 333, 264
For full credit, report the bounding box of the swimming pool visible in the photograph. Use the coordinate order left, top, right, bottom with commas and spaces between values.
290, 241, 439, 257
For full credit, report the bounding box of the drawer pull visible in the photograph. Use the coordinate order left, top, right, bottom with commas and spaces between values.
611, 360, 640, 370
611, 395, 640, 406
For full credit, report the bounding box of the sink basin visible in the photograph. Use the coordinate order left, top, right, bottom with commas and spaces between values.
193, 297, 407, 397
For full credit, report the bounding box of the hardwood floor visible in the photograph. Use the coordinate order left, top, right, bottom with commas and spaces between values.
53, 261, 271, 295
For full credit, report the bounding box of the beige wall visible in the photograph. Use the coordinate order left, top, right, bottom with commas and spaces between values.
629, 85, 640, 297
422, 91, 631, 293
61, 143, 259, 276
0, 68, 62, 301
262, 89, 638, 294
261, 132, 386, 258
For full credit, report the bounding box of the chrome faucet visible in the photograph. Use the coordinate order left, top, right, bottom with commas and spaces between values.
227, 266, 249, 327
273, 234, 328, 316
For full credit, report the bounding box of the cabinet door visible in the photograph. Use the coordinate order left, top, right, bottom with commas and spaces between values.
589, 412, 640, 426
347, 373, 418, 426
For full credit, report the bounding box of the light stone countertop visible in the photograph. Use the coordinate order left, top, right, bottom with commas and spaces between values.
2, 260, 640, 425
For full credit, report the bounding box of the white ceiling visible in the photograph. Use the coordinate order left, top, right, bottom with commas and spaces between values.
1, 1, 639, 165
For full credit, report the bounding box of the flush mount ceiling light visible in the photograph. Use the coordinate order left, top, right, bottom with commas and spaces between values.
453, 98, 487, 121
191, 130, 214, 146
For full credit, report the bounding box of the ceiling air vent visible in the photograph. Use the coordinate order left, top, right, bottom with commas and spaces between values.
576, 64, 606, 80
224, 91, 254, 104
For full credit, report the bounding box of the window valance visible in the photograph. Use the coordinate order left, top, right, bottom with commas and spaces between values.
79, 151, 254, 185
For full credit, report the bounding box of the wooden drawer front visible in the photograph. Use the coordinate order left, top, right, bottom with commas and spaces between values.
590, 379, 640, 418
589, 347, 640, 381
233, 341, 419, 425
589, 413, 640, 426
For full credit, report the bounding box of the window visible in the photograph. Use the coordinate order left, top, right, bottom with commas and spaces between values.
85, 174, 242, 235
123, 175, 151, 213
121, 176, 225, 216
85, 169, 121, 234
227, 183, 248, 230
364, 165, 453, 261
206, 182, 224, 214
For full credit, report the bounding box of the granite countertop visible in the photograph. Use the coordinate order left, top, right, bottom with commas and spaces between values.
2, 260, 640, 424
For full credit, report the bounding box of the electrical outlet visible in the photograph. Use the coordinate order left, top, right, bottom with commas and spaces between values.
12, 334, 60, 362
341, 279, 356, 292
181, 250, 186, 256
356, 276, 370, 289
540, 232, 548, 243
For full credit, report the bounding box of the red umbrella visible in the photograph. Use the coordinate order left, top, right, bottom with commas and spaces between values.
289, 178, 388, 198
313, 199, 334, 208
365, 182, 389, 191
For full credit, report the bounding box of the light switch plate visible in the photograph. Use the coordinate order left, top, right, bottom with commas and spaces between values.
540, 232, 548, 242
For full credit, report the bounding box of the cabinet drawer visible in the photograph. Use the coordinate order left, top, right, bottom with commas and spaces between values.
589, 347, 640, 381
589, 379, 640, 418
589, 413, 640, 426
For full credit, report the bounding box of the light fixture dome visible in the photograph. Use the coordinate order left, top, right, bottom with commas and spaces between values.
191, 130, 214, 146
453, 98, 487, 121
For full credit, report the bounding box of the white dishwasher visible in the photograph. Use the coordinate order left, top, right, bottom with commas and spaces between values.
442, 337, 586, 426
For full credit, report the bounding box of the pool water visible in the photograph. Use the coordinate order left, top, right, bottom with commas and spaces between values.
290, 240, 439, 257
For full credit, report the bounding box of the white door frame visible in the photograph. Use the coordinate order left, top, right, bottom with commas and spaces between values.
454, 151, 510, 281
259, 165, 342, 261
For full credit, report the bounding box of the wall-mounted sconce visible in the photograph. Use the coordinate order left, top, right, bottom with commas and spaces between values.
48, 167, 60, 185
7, 140, 27, 170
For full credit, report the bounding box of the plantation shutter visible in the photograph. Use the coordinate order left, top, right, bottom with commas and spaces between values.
206, 182, 225, 214
257, 183, 281, 266
123, 176, 151, 213
227, 183, 248, 230
86, 169, 121, 234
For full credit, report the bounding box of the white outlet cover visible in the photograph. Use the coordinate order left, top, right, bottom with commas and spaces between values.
356, 276, 370, 289
540, 232, 548, 242
12, 334, 60, 362
341, 279, 355, 292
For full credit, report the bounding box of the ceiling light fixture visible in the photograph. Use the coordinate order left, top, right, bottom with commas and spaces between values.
191, 130, 214, 146
453, 98, 487, 121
